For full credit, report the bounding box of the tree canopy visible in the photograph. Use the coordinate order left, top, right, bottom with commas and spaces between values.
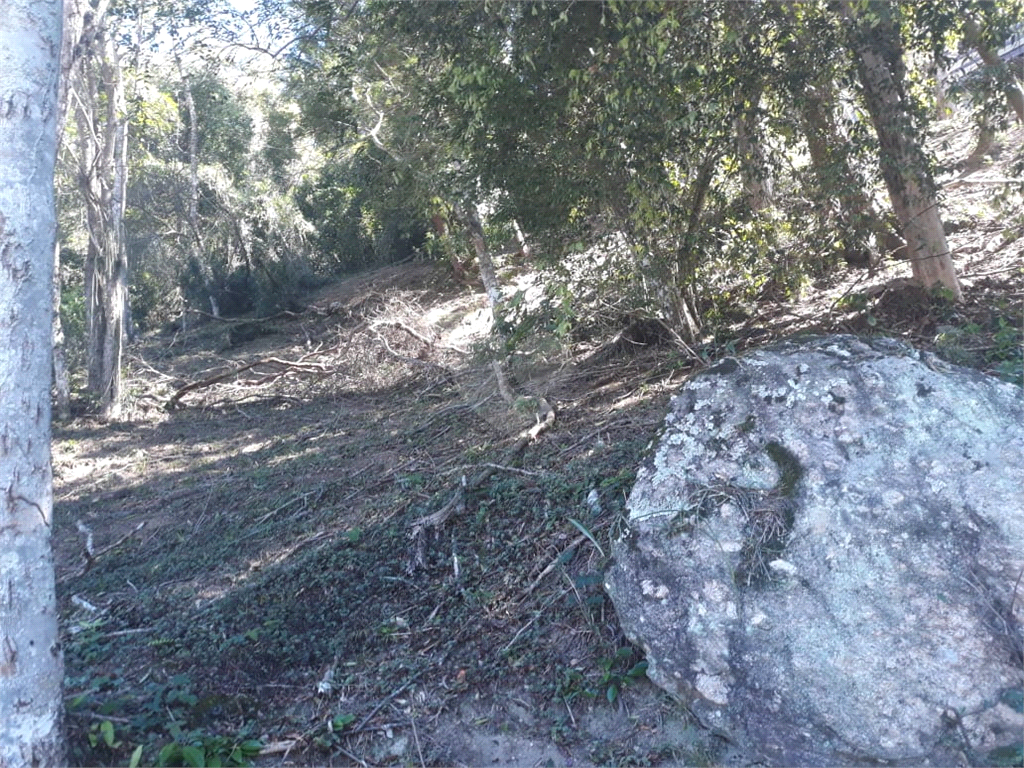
51, 0, 1024, 415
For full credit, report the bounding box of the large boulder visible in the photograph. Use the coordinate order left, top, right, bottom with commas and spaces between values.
605, 335, 1024, 766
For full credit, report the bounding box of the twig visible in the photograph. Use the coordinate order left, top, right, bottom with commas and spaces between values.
333, 744, 367, 768
408, 396, 555, 543
964, 262, 1024, 278
129, 353, 178, 382
353, 669, 425, 734
504, 587, 571, 652
521, 520, 611, 599
410, 716, 426, 768
257, 740, 298, 756
78, 521, 147, 576
443, 463, 549, 477
106, 627, 155, 637
166, 352, 338, 409
371, 319, 435, 347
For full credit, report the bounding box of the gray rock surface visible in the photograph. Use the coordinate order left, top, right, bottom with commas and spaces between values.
605, 334, 1024, 766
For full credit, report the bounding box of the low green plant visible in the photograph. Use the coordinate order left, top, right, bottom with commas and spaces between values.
312, 712, 356, 750
555, 646, 648, 706
156, 721, 262, 767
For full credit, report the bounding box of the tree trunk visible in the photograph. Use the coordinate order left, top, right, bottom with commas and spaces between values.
179, 67, 219, 317
512, 219, 532, 259
75, 19, 130, 419
734, 86, 773, 213
839, 0, 963, 301
799, 82, 888, 268
964, 17, 1024, 124
51, 0, 92, 421
454, 201, 503, 316
0, 2, 66, 764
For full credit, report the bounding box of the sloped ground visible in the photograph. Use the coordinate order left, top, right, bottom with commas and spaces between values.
54, 118, 1022, 767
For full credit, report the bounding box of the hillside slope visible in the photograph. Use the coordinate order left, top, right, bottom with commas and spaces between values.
54, 119, 1022, 767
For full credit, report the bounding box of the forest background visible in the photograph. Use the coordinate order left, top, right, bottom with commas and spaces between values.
32, 0, 1024, 765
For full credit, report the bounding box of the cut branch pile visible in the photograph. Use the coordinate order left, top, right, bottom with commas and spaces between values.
165, 349, 338, 410
407, 357, 556, 572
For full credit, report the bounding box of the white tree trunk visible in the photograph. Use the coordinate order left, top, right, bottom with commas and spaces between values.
840, 0, 963, 301
454, 201, 503, 316
51, 0, 91, 422
0, 1, 66, 764
75, 18, 129, 419
964, 17, 1024, 124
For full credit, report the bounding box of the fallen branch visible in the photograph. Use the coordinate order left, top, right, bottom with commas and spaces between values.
407, 390, 556, 569
370, 318, 435, 347
165, 352, 338, 410
186, 307, 304, 323
76, 520, 147, 576
520, 519, 612, 600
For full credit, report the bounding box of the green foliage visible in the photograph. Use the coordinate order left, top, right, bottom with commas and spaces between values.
935, 311, 1023, 386
554, 646, 648, 707
986, 742, 1024, 768
312, 713, 357, 751
156, 723, 262, 767
294, 149, 429, 273
65, 659, 262, 768
178, 69, 255, 181
59, 270, 88, 372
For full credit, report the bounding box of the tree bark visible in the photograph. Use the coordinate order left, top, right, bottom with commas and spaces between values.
733, 85, 773, 213
963, 17, 1024, 125
179, 66, 220, 317
454, 201, 503, 316
0, 1, 66, 764
51, 0, 92, 421
799, 82, 889, 267
839, 0, 963, 301
75, 17, 129, 419
512, 219, 532, 259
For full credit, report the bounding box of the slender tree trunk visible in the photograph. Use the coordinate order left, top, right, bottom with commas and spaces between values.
454, 201, 502, 316
50, 0, 92, 421
734, 85, 773, 213
964, 17, 1024, 124
799, 82, 889, 267
839, 0, 963, 301
512, 219, 532, 259
964, 119, 996, 171
179, 67, 219, 317
0, 2, 66, 764
76, 20, 129, 419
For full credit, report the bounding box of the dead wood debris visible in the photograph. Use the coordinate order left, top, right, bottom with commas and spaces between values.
406, 367, 556, 572
74, 519, 147, 577
165, 351, 337, 410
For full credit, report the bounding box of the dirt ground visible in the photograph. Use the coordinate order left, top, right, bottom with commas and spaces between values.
54, 118, 1022, 767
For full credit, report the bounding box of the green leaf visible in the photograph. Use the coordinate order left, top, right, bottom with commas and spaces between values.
129, 745, 144, 768
101, 720, 116, 748
181, 745, 206, 767
607, 683, 618, 704
158, 743, 180, 766
239, 740, 263, 755
331, 713, 356, 731
567, 518, 605, 558
626, 661, 649, 679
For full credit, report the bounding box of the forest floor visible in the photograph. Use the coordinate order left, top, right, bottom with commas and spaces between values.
54, 117, 1022, 768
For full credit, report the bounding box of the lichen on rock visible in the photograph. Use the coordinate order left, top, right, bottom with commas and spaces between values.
605, 334, 1024, 766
